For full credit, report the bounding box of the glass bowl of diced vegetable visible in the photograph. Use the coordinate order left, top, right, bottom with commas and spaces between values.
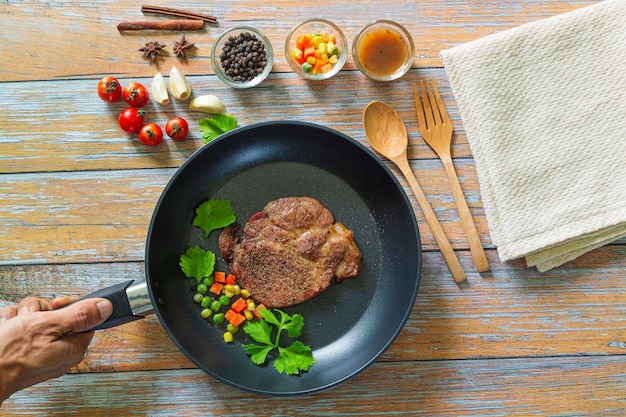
285, 19, 348, 80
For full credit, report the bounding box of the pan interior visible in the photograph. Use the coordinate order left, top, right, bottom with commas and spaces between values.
146, 121, 421, 395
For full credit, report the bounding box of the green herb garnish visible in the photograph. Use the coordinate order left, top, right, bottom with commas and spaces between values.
179, 245, 216, 284
192, 199, 236, 238
199, 113, 238, 143
242, 309, 316, 375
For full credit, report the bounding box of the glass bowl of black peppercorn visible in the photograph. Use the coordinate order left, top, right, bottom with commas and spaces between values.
211, 26, 274, 88
285, 19, 348, 80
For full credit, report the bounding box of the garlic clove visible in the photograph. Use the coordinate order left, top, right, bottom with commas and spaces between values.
189, 95, 226, 114
151, 72, 170, 105
169, 66, 192, 100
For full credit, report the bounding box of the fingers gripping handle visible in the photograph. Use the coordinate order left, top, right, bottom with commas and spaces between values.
81, 280, 153, 330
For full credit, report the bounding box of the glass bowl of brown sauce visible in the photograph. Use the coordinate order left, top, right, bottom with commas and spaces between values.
352, 20, 414, 82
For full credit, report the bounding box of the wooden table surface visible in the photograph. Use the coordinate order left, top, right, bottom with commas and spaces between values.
2, 0, 624, 415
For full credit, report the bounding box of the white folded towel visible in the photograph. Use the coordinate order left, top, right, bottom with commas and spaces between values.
440, 0, 626, 272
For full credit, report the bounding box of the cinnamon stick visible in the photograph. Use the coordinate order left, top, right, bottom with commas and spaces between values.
117, 20, 205, 31
141, 5, 217, 24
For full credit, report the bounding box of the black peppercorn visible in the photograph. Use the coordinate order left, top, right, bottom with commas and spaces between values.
219, 32, 268, 83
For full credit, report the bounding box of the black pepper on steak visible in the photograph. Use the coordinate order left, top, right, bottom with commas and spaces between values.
220, 32, 268, 82
218, 197, 362, 308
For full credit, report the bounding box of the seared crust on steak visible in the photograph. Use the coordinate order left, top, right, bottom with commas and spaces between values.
218, 197, 361, 308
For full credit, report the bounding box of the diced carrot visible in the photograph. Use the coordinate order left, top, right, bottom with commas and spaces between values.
209, 282, 223, 295
321, 63, 333, 73
225, 274, 236, 285
231, 297, 248, 314
313, 60, 325, 74
214, 271, 226, 283
296, 33, 313, 47
253, 303, 267, 319
225, 310, 246, 327
303, 45, 316, 59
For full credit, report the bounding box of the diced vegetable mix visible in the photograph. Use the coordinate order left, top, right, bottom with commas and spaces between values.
192, 271, 267, 343
291, 32, 340, 75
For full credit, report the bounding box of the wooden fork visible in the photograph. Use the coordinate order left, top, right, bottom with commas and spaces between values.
413, 79, 490, 272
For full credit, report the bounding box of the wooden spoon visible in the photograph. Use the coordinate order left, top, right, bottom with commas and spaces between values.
363, 101, 466, 284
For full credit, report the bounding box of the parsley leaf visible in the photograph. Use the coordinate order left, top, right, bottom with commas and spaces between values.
276, 341, 316, 375
243, 343, 274, 366
179, 245, 215, 284
278, 310, 304, 338
242, 309, 316, 375
192, 199, 236, 238
242, 318, 274, 345
198, 113, 238, 143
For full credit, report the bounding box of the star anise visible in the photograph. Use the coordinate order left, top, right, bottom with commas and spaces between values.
172, 35, 195, 61
139, 41, 166, 62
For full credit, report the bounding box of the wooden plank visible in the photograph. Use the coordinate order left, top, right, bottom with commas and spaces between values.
0, 1, 598, 82
397, 246, 626, 361
0, 169, 167, 264
3, 356, 626, 416
1, 247, 624, 374
0, 160, 491, 264
0, 69, 469, 173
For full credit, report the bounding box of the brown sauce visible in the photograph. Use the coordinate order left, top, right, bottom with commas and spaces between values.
357, 28, 408, 76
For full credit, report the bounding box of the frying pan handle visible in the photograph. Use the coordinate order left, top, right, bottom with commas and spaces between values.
80, 279, 154, 330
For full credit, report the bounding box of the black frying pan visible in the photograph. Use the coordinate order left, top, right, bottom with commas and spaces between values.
86, 121, 421, 395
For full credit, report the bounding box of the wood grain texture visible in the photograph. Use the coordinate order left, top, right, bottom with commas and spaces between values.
0, 163, 490, 263
1, 247, 624, 374
3, 357, 626, 416
1, 0, 622, 415
0, 70, 470, 173
0, 1, 596, 82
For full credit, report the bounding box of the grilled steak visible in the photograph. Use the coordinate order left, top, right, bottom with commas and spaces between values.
218, 197, 361, 308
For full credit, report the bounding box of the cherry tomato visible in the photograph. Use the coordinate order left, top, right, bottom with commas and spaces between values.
118, 107, 145, 134
139, 123, 163, 146
122, 82, 150, 107
165, 117, 189, 141
97, 76, 122, 102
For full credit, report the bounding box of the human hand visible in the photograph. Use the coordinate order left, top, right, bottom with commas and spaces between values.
0, 296, 113, 404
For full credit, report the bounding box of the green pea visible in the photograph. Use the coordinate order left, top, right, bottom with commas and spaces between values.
302, 62, 313, 73
213, 313, 225, 325
193, 293, 203, 304
203, 276, 214, 286
219, 295, 230, 305
227, 324, 239, 334
200, 308, 212, 319
197, 283, 208, 294
210, 300, 222, 312
201, 296, 212, 308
